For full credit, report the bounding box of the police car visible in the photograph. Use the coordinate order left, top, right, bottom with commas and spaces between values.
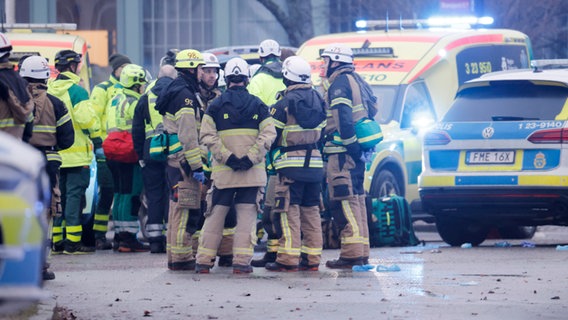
0, 132, 50, 309
419, 61, 568, 246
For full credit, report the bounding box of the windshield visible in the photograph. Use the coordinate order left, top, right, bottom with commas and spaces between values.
371, 85, 398, 124
443, 81, 568, 122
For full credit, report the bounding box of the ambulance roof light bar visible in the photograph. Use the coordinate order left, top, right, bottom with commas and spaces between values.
356, 17, 494, 30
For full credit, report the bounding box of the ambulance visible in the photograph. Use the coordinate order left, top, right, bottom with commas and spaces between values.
7, 24, 93, 91
297, 23, 532, 221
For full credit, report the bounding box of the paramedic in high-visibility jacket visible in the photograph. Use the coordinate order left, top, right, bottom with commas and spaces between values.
321, 43, 370, 269
264, 56, 327, 272
196, 57, 276, 274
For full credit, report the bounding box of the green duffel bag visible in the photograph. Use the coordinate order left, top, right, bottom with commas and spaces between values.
149, 132, 182, 161
354, 118, 383, 150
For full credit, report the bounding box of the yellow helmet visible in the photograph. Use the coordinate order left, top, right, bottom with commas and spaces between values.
120, 64, 147, 88
175, 49, 205, 69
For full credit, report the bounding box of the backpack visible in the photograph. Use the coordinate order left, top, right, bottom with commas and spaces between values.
366, 195, 420, 247
346, 73, 383, 150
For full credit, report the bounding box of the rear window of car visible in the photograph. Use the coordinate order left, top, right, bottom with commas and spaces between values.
443, 80, 568, 122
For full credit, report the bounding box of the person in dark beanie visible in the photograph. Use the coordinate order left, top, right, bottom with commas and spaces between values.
89, 53, 132, 250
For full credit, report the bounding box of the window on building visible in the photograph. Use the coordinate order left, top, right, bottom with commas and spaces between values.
143, 0, 213, 73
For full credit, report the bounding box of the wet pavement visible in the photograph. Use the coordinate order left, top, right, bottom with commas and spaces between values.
4, 225, 568, 319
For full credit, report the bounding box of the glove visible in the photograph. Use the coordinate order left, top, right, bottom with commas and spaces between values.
345, 143, 361, 161
180, 159, 192, 177
226, 154, 242, 171
239, 155, 254, 171
193, 171, 206, 184
360, 147, 375, 163
94, 147, 106, 160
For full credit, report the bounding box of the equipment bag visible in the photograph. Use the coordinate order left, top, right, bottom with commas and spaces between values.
354, 118, 383, 150
102, 131, 138, 163
149, 132, 182, 161
366, 195, 420, 247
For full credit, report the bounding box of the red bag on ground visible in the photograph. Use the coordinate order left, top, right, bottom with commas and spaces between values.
102, 131, 138, 163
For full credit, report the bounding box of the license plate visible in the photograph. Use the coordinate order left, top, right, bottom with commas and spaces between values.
466, 151, 515, 164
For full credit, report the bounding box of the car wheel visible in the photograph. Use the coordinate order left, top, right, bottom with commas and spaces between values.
371, 169, 401, 197
498, 226, 537, 239
435, 216, 489, 246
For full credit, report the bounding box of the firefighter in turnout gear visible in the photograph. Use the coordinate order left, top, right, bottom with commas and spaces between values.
248, 39, 286, 268
320, 43, 370, 268
104, 64, 149, 252
90, 53, 132, 250
48, 49, 102, 255
0, 32, 34, 141
196, 57, 276, 274
154, 49, 205, 271
20, 55, 74, 279
264, 56, 326, 272
132, 64, 177, 253
193, 52, 236, 267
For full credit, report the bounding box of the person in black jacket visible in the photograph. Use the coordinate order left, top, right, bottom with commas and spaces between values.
154, 49, 205, 271
132, 64, 177, 253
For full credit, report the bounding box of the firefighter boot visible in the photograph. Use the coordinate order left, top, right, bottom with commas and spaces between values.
265, 261, 299, 272
117, 232, 150, 253
325, 257, 364, 269
299, 253, 319, 271
251, 251, 277, 268
217, 255, 233, 267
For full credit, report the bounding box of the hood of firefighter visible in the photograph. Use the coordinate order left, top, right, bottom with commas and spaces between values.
154, 72, 198, 116
220, 86, 258, 124
286, 85, 326, 129
151, 76, 173, 97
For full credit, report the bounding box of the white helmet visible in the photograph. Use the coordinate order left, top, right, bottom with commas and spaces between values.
321, 43, 353, 64
282, 56, 311, 84
224, 57, 249, 78
202, 52, 221, 69
258, 39, 281, 58
20, 55, 50, 80
0, 32, 12, 59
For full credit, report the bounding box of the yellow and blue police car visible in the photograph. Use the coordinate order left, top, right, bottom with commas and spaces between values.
419, 61, 568, 246
0, 131, 50, 306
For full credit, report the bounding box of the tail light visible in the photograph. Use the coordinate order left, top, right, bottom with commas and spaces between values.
423, 130, 451, 145
527, 128, 568, 144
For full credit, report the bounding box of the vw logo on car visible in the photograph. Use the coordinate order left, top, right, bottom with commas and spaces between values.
482, 127, 494, 138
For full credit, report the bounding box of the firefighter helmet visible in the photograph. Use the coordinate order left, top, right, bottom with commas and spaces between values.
224, 57, 249, 78
54, 50, 82, 67
320, 43, 353, 64
202, 53, 221, 69
174, 49, 205, 69
282, 56, 311, 84
19, 56, 50, 80
0, 32, 12, 58
258, 39, 281, 58
119, 64, 147, 88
